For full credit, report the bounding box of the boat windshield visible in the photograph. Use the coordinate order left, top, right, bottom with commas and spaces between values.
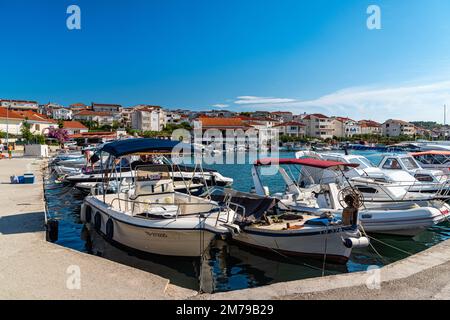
348, 157, 374, 169
401, 157, 420, 170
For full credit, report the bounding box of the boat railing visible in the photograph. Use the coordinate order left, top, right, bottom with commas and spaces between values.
109, 197, 240, 225
346, 178, 450, 203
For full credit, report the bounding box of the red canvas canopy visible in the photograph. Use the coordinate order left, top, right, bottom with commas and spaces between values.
411, 151, 450, 157
254, 158, 359, 169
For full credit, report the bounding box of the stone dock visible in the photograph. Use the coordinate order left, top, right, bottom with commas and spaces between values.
0, 156, 196, 300
1, 156, 450, 300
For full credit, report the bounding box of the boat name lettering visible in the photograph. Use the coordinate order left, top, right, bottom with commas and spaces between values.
145, 231, 168, 238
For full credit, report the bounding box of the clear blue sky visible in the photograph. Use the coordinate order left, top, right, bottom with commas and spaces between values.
1, 0, 450, 122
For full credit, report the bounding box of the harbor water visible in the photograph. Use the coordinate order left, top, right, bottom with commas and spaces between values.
44, 151, 450, 293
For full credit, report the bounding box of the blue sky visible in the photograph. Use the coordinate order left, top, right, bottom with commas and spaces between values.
1, 0, 450, 122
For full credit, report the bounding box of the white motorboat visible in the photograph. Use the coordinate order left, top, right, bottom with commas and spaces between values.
208, 188, 368, 264
80, 138, 240, 257
411, 151, 450, 175
251, 158, 450, 236
296, 152, 450, 195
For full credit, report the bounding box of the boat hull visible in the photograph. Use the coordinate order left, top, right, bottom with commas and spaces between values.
232, 226, 357, 264
81, 198, 227, 257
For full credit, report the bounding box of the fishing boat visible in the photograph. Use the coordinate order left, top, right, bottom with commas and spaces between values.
80, 138, 240, 257
251, 158, 450, 236
208, 188, 369, 264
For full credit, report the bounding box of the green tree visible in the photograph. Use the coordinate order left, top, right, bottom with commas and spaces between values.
21, 120, 34, 143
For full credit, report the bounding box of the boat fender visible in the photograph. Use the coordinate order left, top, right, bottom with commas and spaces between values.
84, 205, 92, 223
343, 237, 369, 249
47, 219, 59, 242
94, 213, 102, 231
106, 219, 114, 240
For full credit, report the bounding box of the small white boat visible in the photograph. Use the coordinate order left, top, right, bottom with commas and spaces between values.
80, 138, 240, 257
208, 188, 368, 264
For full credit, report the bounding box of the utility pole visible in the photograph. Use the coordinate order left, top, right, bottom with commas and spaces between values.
445, 104, 447, 126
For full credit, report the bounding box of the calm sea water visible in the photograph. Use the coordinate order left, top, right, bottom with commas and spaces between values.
44, 150, 450, 293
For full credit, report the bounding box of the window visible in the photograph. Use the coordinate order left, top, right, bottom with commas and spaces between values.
415, 174, 433, 182
401, 157, 420, 170
382, 158, 402, 170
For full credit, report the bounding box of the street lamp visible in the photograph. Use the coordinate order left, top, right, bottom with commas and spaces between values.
6, 105, 9, 146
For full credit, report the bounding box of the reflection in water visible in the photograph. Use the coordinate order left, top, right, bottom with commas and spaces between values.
44, 150, 450, 293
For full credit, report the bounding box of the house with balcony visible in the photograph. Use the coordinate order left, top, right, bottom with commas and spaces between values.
131, 106, 166, 132
0, 99, 39, 112
382, 119, 416, 137
301, 114, 334, 139
359, 120, 382, 135
334, 117, 362, 138
73, 110, 116, 126
62, 121, 89, 135
273, 121, 306, 137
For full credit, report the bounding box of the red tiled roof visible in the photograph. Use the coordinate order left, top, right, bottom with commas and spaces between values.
63, 121, 88, 130
198, 117, 251, 128
303, 113, 329, 120
359, 120, 381, 128
75, 110, 113, 117
0, 107, 24, 120
15, 110, 56, 123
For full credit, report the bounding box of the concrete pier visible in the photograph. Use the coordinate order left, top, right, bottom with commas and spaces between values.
0, 157, 196, 300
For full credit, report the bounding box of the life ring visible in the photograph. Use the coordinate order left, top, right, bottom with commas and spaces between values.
85, 205, 92, 223
106, 219, 114, 240
94, 212, 102, 231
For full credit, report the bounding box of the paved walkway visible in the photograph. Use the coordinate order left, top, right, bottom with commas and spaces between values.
0, 157, 196, 299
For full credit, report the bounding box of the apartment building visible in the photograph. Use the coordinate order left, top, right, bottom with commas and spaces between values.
359, 120, 382, 135
131, 106, 166, 132
301, 114, 334, 139
273, 121, 306, 137
334, 117, 362, 138
382, 119, 416, 137
91, 103, 122, 114
0, 99, 39, 111
73, 110, 116, 126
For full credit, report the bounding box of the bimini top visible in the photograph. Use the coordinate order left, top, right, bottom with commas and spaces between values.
100, 138, 190, 157
411, 151, 450, 157
254, 158, 359, 169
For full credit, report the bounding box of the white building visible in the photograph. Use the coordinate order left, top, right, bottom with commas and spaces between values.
62, 121, 89, 135
382, 119, 416, 137
0, 99, 39, 111
334, 117, 362, 138
73, 110, 116, 126
301, 114, 334, 139
131, 106, 166, 132
273, 121, 306, 137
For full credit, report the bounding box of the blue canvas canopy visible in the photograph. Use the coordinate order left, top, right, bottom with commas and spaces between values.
100, 139, 191, 157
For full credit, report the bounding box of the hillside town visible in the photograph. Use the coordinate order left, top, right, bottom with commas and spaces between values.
0, 98, 448, 147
